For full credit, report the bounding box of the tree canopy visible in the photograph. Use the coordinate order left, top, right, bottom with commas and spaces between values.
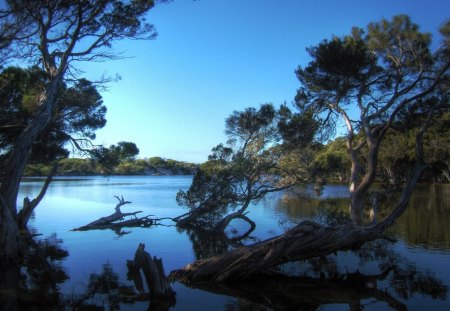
0, 66, 107, 169
294, 15, 449, 224
0, 0, 160, 263
175, 103, 318, 234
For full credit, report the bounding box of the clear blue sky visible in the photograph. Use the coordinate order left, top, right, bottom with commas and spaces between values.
79, 0, 450, 163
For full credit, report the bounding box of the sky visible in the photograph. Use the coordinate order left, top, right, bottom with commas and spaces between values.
78, 0, 450, 163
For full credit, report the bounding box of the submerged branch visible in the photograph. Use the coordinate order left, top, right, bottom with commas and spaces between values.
71, 196, 166, 233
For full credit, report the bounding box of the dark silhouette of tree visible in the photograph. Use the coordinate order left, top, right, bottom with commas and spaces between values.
0, 66, 107, 169
174, 104, 317, 234
0, 0, 160, 264
176, 239, 447, 311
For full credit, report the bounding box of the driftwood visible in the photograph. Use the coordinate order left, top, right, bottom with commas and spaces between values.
72, 196, 161, 232
127, 243, 176, 310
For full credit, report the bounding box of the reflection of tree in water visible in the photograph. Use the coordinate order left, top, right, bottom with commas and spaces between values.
394, 184, 450, 249
66, 244, 176, 311
66, 263, 122, 311
186, 237, 448, 311
1, 234, 175, 311
184, 228, 260, 260
0, 232, 69, 311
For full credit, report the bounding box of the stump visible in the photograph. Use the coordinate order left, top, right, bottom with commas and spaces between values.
127, 243, 176, 309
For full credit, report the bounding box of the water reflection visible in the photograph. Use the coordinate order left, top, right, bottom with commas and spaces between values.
0, 232, 69, 311
15, 177, 450, 310
185, 239, 448, 311
182, 228, 260, 260
277, 184, 450, 250
394, 184, 450, 249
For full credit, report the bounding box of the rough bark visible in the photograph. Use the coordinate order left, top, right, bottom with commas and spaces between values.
0, 196, 21, 265
127, 243, 175, 309
0, 76, 62, 264
170, 220, 385, 283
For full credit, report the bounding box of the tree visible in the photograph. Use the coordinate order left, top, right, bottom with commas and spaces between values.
92, 141, 140, 174
169, 15, 450, 284
0, 66, 107, 169
313, 137, 350, 183
294, 15, 449, 224
377, 109, 450, 185
0, 0, 159, 264
175, 104, 316, 235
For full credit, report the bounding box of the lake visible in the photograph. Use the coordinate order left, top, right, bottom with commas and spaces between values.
18, 176, 450, 310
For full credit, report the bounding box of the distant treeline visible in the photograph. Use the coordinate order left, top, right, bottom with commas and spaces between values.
24, 157, 198, 177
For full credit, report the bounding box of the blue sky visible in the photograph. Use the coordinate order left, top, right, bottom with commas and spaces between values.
79, 0, 450, 163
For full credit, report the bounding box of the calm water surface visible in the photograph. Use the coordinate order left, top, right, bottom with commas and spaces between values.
19, 176, 450, 310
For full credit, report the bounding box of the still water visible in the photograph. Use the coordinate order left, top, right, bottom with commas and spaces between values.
19, 176, 450, 310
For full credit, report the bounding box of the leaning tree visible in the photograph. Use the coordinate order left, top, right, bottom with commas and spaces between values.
174, 103, 317, 236
0, 0, 160, 264
170, 15, 450, 284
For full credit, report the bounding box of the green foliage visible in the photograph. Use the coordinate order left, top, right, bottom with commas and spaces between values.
91, 141, 139, 174
291, 14, 448, 224
58, 158, 97, 176
176, 104, 317, 230
313, 137, 350, 182
378, 111, 450, 185
23, 156, 197, 177
0, 66, 107, 169
115, 160, 147, 175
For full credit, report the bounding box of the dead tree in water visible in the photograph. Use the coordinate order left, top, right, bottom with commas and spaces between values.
72, 196, 159, 232
127, 243, 176, 309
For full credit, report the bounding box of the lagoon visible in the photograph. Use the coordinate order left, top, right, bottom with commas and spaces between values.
20, 176, 450, 310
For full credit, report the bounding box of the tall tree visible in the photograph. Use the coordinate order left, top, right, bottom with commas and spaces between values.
294, 15, 449, 224
0, 66, 107, 228
0, 0, 159, 264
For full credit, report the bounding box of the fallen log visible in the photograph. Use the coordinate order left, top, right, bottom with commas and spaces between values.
72, 196, 166, 232
169, 220, 386, 283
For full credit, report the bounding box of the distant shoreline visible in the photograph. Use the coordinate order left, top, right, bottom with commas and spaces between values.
24, 157, 199, 177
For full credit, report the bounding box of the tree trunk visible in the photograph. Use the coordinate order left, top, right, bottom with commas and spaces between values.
127, 243, 176, 310
0, 76, 62, 264
71, 196, 156, 232
170, 220, 385, 283
170, 123, 429, 284
0, 203, 21, 265
17, 163, 58, 229
212, 200, 253, 234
